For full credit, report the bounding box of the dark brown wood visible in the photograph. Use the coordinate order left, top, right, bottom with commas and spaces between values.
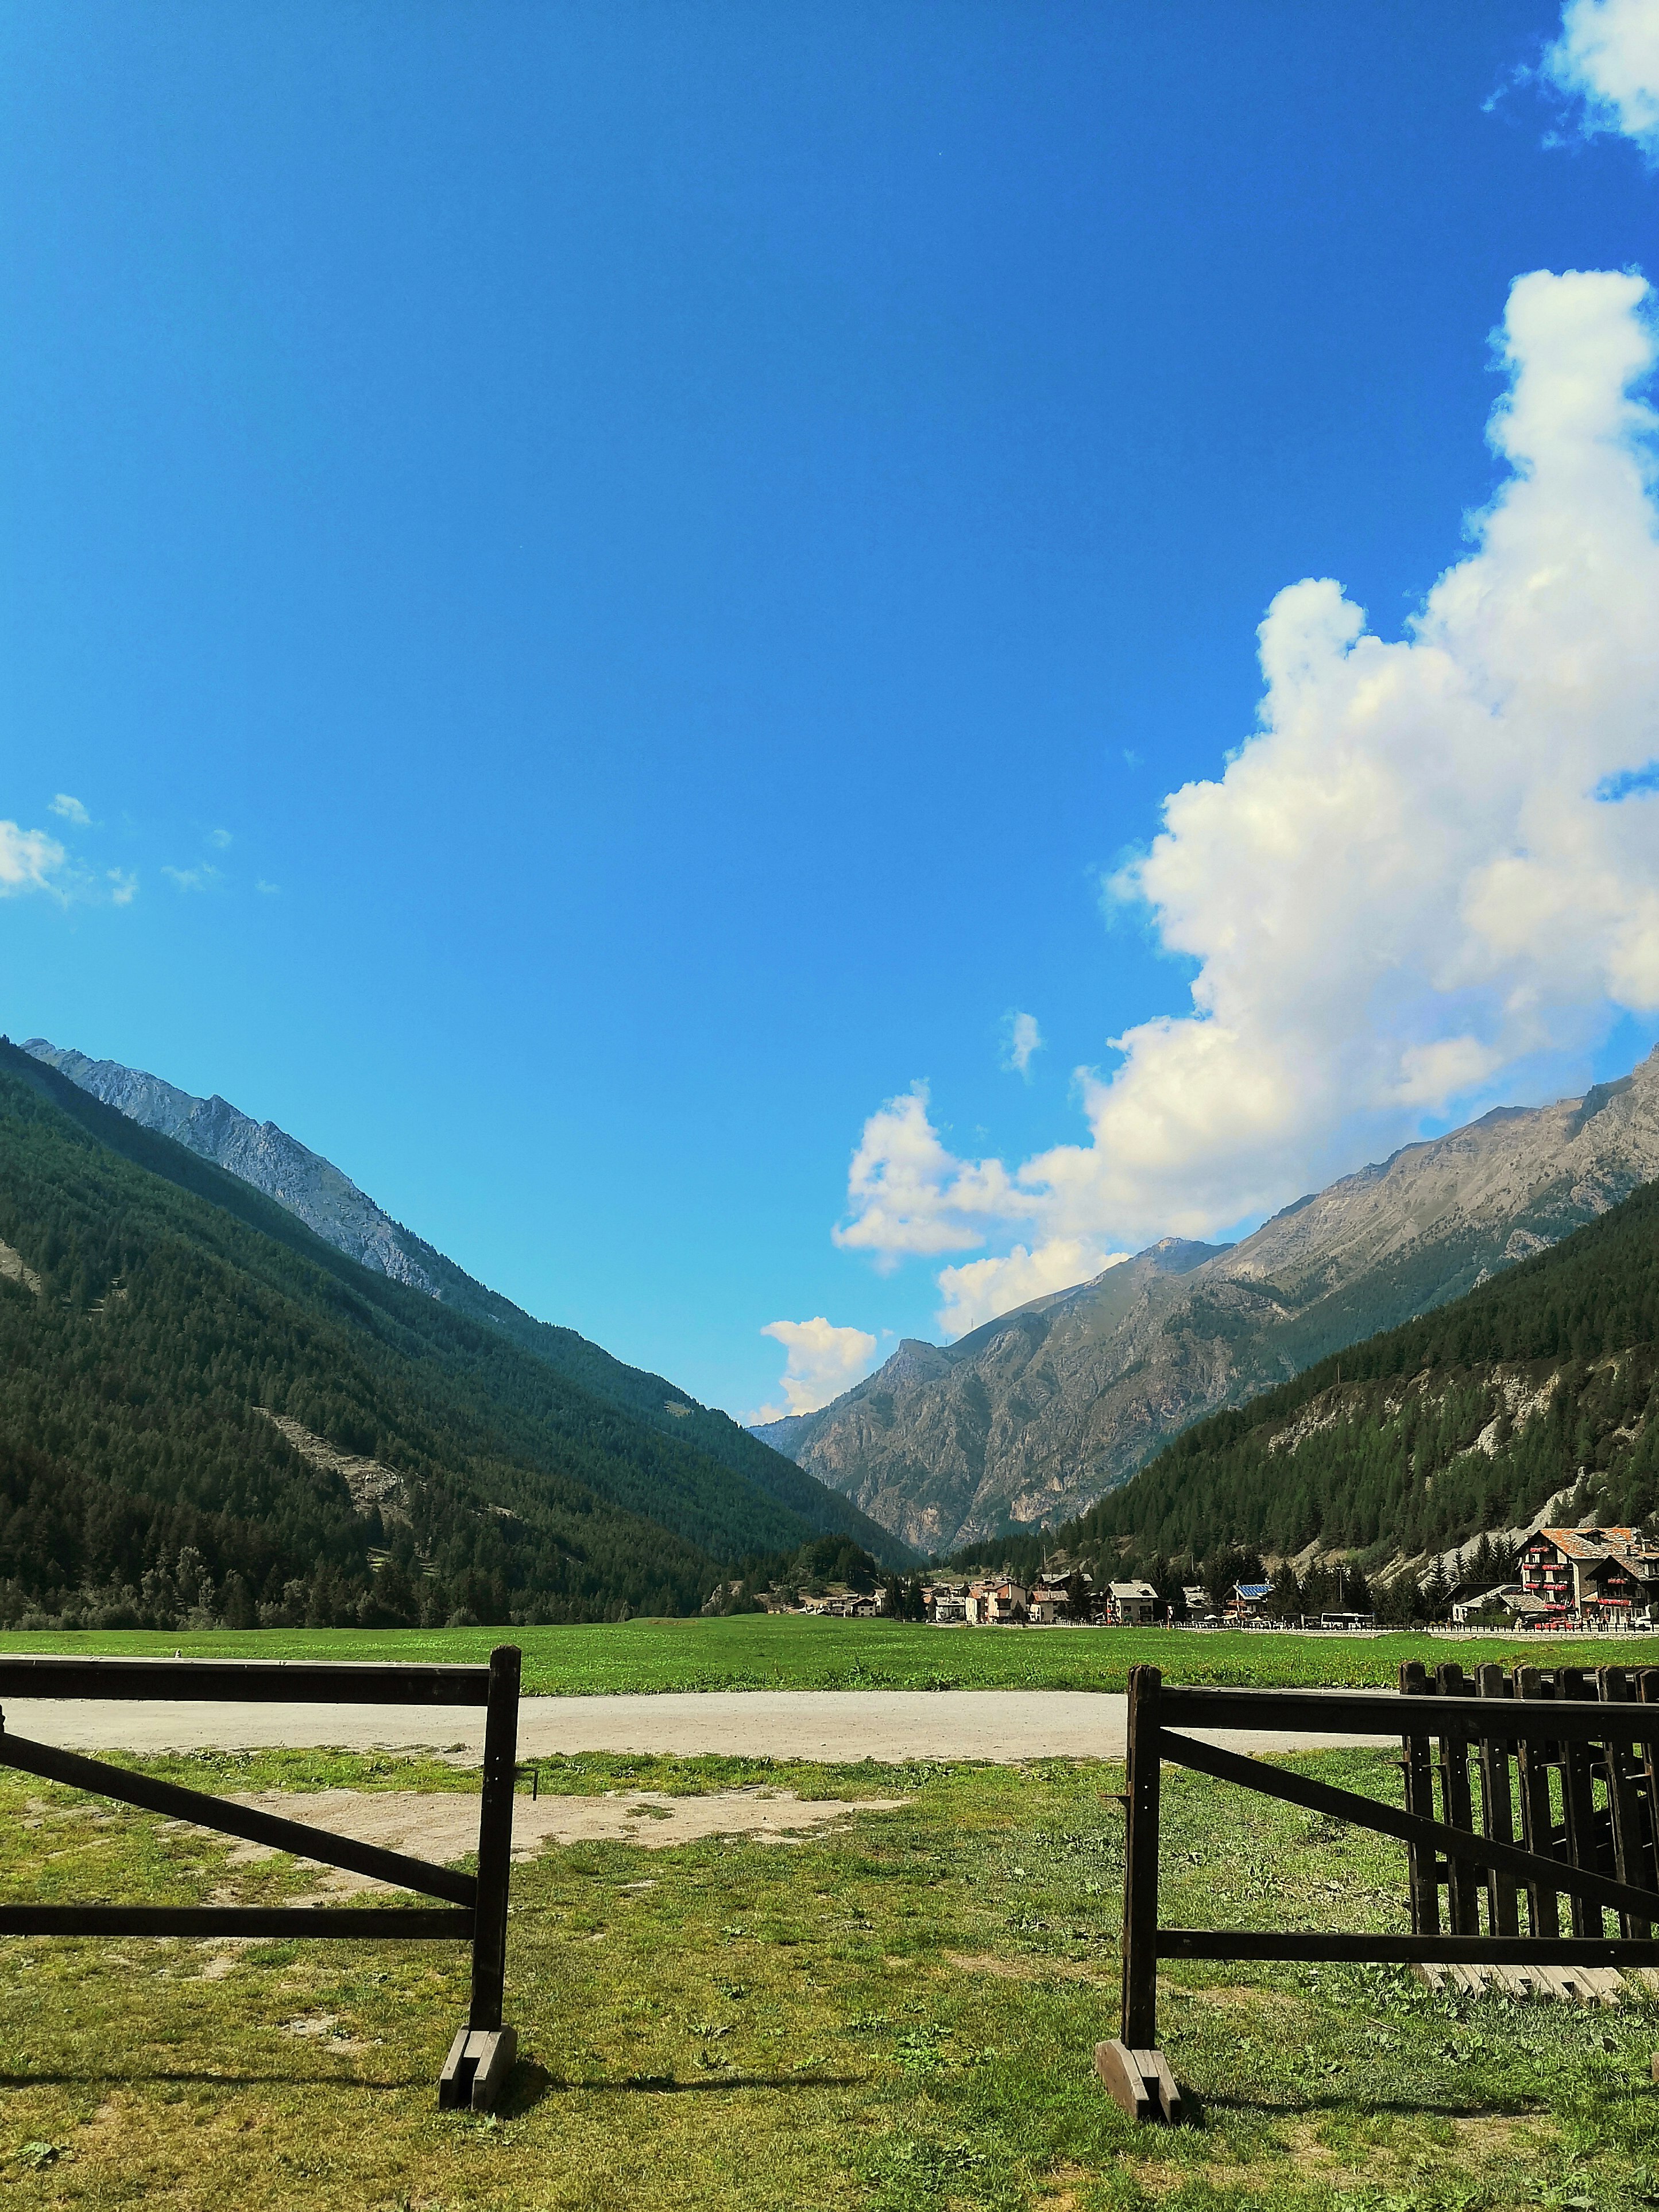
0, 1729, 477, 1905
1157, 1684, 1659, 1742
0, 1657, 493, 1704
1436, 1664, 1482, 1933
1641, 1671, 1659, 1900
1156, 1927, 1659, 1964
1475, 1663, 1519, 1936
467, 1644, 521, 2035
1157, 1726, 1659, 1925
0, 1905, 470, 1938
1600, 1668, 1654, 1938
1399, 1662, 1439, 1934
1557, 1668, 1602, 1938
1513, 1665, 1560, 1938
1120, 1665, 1162, 2050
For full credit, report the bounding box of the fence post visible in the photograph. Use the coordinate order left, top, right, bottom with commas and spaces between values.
439, 1642, 521, 2113
1097, 1664, 1178, 2121
1120, 1663, 1162, 2048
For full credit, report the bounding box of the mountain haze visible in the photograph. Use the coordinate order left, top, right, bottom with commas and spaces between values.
757, 1053, 1659, 1552
21, 1039, 906, 1567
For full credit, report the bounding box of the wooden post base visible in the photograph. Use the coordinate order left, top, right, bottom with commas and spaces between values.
439, 2025, 517, 2112
1095, 2039, 1180, 2122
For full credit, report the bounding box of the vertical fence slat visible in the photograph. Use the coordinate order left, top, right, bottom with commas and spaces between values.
1559, 1667, 1602, 1939
1640, 1669, 1659, 1896
1600, 1668, 1650, 1938
1436, 1662, 1482, 1933
1399, 1661, 1439, 1933
1514, 1665, 1561, 1939
1120, 1664, 1163, 2051
1476, 1662, 1519, 1936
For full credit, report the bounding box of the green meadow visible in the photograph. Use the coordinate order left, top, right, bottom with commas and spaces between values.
0, 1745, 1656, 2210
0, 1615, 1641, 1695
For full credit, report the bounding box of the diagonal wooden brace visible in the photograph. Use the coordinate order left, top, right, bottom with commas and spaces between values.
0, 1725, 477, 1906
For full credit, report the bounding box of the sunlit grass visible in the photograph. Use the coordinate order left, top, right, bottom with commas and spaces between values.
0, 1749, 1656, 2206
0, 1615, 1635, 1696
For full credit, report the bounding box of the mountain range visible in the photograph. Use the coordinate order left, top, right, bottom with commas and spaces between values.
753, 1051, 1659, 1552
21, 1038, 904, 1569
0, 1036, 909, 1629
1062, 1156, 1659, 1583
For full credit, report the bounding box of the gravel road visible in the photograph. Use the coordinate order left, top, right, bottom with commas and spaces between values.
0, 1689, 1383, 1764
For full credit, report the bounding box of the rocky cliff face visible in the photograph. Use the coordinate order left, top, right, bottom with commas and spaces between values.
24, 1041, 440, 1291
760, 1055, 1659, 1553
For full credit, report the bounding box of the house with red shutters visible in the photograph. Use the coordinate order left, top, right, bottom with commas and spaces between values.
1516, 1526, 1659, 1623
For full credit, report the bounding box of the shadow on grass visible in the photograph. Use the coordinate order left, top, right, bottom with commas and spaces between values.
547, 2072, 864, 2094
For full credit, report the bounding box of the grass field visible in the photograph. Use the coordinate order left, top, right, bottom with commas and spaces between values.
0, 1743, 1656, 2210
0, 1616, 1642, 1695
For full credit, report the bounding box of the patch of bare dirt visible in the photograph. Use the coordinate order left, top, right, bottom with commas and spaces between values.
214, 1786, 908, 1895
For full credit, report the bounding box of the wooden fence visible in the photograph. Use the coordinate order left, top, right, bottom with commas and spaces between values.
0, 1646, 521, 2112
1101, 1661, 1659, 2122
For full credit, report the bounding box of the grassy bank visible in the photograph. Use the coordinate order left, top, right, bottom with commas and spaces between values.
0, 1614, 1643, 1693
0, 1746, 1656, 2208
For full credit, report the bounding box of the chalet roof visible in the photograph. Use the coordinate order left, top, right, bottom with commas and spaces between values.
1235, 1581, 1273, 1601
1109, 1581, 1159, 1600
1533, 1526, 1650, 1561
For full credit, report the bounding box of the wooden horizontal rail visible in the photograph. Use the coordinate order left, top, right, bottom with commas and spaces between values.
0, 1732, 477, 1907
1158, 1685, 1659, 1742
1159, 1727, 1659, 1925
0, 1658, 493, 1705
0, 1905, 472, 1939
1158, 1928, 1659, 1964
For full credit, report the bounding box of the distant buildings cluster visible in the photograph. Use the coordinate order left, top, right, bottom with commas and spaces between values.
757, 1522, 1659, 1634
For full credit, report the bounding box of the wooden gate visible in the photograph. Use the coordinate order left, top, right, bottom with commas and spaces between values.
0, 1646, 521, 2111
1102, 1661, 1659, 2122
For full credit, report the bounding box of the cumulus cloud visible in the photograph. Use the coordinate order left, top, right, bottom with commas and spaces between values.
744, 1316, 880, 1424
48, 794, 90, 826
1001, 1011, 1044, 1077
838, 268, 1659, 1312
833, 1084, 1019, 1266
0, 819, 67, 897
1544, 0, 1659, 158
107, 869, 138, 906
935, 1242, 1128, 1339
161, 863, 221, 892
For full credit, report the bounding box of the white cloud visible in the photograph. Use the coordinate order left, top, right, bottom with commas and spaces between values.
833, 1083, 1020, 1265
107, 869, 138, 906
1001, 1011, 1044, 1077
837, 268, 1659, 1306
1544, 0, 1659, 158
161, 863, 221, 892
745, 1316, 880, 1422
0, 819, 67, 897
48, 794, 90, 826
207, 827, 233, 850
935, 1242, 1128, 1339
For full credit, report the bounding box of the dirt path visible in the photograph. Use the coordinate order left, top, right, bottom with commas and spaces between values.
0, 1688, 1382, 1762
215, 1786, 910, 1894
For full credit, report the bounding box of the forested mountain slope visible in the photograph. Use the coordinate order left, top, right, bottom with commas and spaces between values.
0, 1058, 897, 1627
757, 1052, 1659, 1552
21, 1038, 900, 1563
1062, 1170, 1659, 1572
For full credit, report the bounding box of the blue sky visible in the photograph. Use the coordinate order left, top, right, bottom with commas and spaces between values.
5, 2, 1659, 1422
